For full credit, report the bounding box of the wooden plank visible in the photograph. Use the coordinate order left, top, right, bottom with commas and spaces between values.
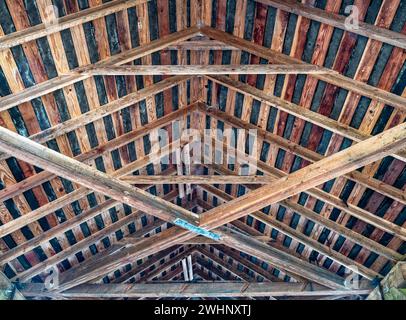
13, 190, 176, 283
19, 281, 373, 298
195, 256, 241, 281
86, 64, 330, 75
200, 118, 406, 234
112, 246, 182, 283
0, 27, 200, 112
208, 245, 280, 282
143, 247, 196, 281
196, 247, 252, 282
200, 27, 406, 111
2, 0, 82, 267
205, 75, 406, 163
0, 0, 152, 49
178, 235, 272, 244
255, 0, 406, 49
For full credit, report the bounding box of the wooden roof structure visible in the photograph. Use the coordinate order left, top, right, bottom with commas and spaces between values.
0, 0, 405, 300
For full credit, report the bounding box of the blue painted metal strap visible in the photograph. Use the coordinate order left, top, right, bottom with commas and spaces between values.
173, 219, 222, 241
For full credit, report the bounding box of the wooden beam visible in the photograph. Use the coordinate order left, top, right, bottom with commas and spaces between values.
196, 247, 253, 282
205, 75, 406, 163
0, 76, 189, 165
208, 245, 280, 282
54, 117, 406, 290
86, 64, 329, 76
0, 27, 200, 112
0, 126, 201, 230
255, 0, 406, 49
200, 27, 406, 111
179, 235, 272, 244
143, 247, 196, 281
0, 0, 152, 50
122, 175, 277, 184
195, 256, 243, 281
19, 281, 372, 299
111, 246, 182, 284
200, 119, 406, 232
13, 191, 175, 284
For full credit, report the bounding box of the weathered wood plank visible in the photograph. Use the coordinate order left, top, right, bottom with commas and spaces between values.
122, 175, 282, 184
53, 112, 406, 290
200, 104, 406, 236
19, 281, 373, 298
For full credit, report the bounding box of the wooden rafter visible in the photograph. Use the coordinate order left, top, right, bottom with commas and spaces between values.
0, 169, 176, 265
0, 1, 405, 300
0, 102, 196, 202
122, 175, 283, 184
0, 137, 188, 238
196, 247, 253, 282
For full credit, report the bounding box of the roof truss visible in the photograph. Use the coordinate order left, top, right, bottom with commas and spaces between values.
0, 6, 405, 300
